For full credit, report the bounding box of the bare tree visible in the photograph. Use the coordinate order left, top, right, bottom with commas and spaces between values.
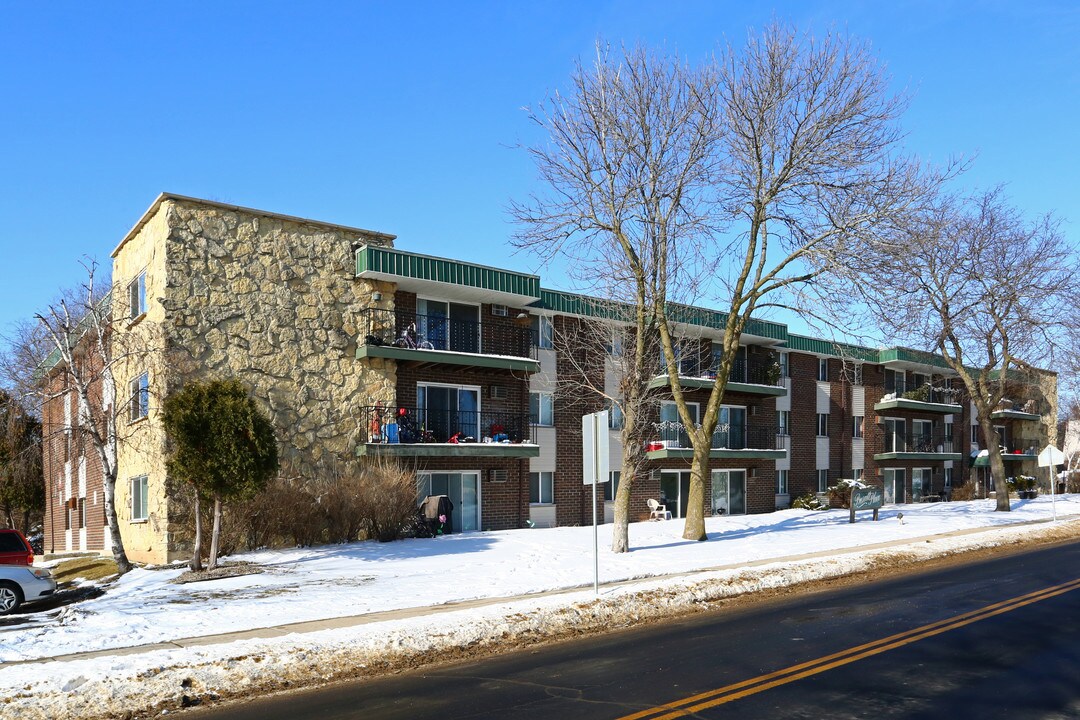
4, 260, 147, 572
0, 390, 43, 533
852, 188, 1076, 511
512, 43, 722, 552
648, 23, 942, 540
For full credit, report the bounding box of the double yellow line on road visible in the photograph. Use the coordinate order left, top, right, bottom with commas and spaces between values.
619, 576, 1080, 720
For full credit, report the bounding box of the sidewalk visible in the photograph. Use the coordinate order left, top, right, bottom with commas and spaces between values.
7, 515, 1070, 669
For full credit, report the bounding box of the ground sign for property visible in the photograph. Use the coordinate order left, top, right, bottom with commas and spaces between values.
850, 487, 884, 523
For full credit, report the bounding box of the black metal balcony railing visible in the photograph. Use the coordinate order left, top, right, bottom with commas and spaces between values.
358, 308, 534, 359
881, 431, 956, 454
651, 422, 786, 451
664, 354, 783, 387
883, 378, 958, 405
361, 405, 531, 445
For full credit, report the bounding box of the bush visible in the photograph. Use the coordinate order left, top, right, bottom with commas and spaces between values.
792, 493, 827, 510
950, 482, 976, 501
353, 458, 420, 542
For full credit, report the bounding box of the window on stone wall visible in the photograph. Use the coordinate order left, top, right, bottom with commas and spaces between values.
130, 475, 148, 521
128, 271, 147, 320
129, 372, 149, 422
529, 471, 554, 504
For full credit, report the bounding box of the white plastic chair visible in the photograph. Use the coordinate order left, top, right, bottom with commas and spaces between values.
648, 498, 671, 521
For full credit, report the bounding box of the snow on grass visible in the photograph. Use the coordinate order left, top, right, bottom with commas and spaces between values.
2, 495, 1079, 719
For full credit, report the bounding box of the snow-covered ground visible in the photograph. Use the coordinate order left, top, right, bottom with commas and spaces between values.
2, 495, 1079, 719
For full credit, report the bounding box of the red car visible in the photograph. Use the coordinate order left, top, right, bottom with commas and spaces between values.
0, 529, 34, 566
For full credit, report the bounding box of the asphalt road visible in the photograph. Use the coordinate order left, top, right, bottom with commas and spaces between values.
190, 539, 1080, 719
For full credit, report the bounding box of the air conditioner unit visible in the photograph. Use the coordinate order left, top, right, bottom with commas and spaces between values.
491, 304, 508, 317
490, 469, 508, 482
489, 385, 508, 400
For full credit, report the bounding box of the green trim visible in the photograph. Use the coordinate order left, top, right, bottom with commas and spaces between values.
357, 443, 540, 458
647, 375, 787, 396
873, 398, 963, 415
535, 289, 787, 340
356, 344, 540, 373
990, 410, 1042, 422
357, 246, 541, 299
1002, 453, 1038, 461
646, 448, 787, 460
878, 347, 952, 369
873, 452, 964, 461
785, 335, 879, 362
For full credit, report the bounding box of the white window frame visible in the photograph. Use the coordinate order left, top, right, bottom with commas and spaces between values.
816, 413, 829, 437
776, 469, 789, 495
530, 391, 554, 426
532, 315, 554, 350
778, 352, 789, 379
130, 475, 148, 522
817, 469, 829, 493
605, 470, 621, 501
608, 400, 625, 430
852, 415, 864, 438
416, 296, 481, 353
777, 410, 790, 436
129, 371, 149, 422
661, 401, 700, 425
853, 468, 863, 484
852, 363, 863, 386
529, 471, 554, 505
818, 358, 829, 382
128, 271, 147, 320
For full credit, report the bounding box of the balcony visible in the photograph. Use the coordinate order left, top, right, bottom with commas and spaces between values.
646, 422, 787, 460
356, 405, 539, 458
648, 356, 787, 397
873, 431, 962, 461
874, 378, 962, 415
356, 308, 539, 373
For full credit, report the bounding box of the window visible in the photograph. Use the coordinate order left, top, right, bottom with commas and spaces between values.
531, 315, 553, 350
605, 471, 621, 501
778, 352, 789, 379
128, 271, 146, 320
853, 469, 863, 484
529, 471, 554, 504
608, 401, 624, 430
130, 475, 148, 521
529, 392, 554, 426
78, 497, 86, 529
777, 470, 789, 495
852, 416, 864, 438
661, 401, 700, 425
777, 410, 790, 436
128, 372, 149, 422
818, 469, 829, 493
817, 413, 829, 437
852, 364, 863, 386
818, 358, 829, 382
417, 299, 479, 353
64, 503, 71, 530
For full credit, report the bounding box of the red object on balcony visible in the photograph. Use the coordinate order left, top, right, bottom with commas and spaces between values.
646, 441, 664, 451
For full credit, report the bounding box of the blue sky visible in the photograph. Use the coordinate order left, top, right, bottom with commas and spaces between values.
1, 1, 1077, 337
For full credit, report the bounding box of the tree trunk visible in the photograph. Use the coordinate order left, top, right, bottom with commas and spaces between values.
208, 493, 223, 570
102, 472, 132, 573
979, 417, 1011, 512
682, 442, 710, 541
611, 447, 639, 553
190, 490, 203, 572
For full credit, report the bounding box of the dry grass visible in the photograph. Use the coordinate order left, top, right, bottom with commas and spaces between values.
52, 557, 120, 584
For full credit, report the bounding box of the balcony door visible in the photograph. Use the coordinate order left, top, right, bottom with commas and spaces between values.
418, 472, 480, 532
418, 384, 480, 442
712, 470, 747, 515
717, 406, 746, 448
660, 470, 692, 518
884, 468, 905, 504
417, 299, 479, 353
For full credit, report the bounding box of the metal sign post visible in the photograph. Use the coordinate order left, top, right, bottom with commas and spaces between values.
582, 411, 609, 595
1038, 444, 1066, 522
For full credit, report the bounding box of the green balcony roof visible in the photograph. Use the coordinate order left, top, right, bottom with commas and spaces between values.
356, 344, 540, 373
873, 452, 964, 462
357, 443, 540, 458
646, 447, 787, 460
356, 246, 541, 305
873, 398, 963, 415
990, 410, 1042, 422
647, 375, 787, 397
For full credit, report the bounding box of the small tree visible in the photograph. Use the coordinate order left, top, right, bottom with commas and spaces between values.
162, 379, 278, 570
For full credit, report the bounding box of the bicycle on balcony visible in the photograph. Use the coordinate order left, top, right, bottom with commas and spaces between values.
393, 322, 435, 350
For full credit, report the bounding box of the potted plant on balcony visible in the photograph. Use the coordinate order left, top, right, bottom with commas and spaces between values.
902, 384, 929, 402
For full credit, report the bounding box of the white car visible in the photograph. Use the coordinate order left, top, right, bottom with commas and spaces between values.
0, 565, 57, 614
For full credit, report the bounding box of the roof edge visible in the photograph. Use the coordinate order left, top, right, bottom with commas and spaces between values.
112, 193, 397, 258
